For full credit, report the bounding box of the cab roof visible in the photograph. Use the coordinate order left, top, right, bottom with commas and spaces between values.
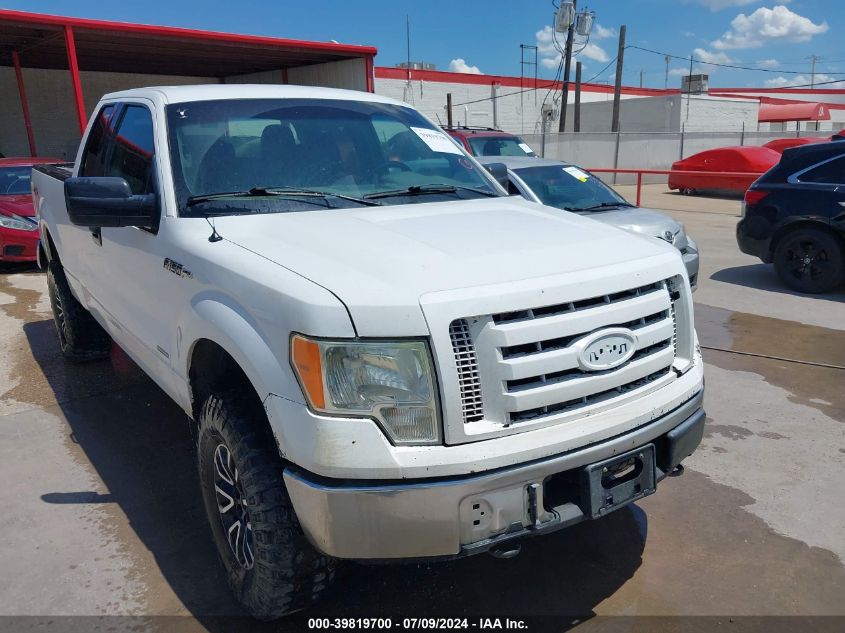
101, 84, 405, 106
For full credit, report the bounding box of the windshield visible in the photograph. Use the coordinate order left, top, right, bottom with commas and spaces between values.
468, 135, 536, 157
0, 167, 33, 196
513, 165, 630, 211
166, 98, 498, 215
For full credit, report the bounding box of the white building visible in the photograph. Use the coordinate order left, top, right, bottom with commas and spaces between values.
375, 66, 845, 135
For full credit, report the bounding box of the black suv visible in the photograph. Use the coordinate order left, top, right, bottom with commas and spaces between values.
737, 142, 845, 293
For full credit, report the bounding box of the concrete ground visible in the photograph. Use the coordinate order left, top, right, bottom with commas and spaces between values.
1, 187, 844, 632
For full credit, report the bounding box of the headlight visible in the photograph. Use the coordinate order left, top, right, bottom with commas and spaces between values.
291, 335, 440, 445
0, 214, 37, 231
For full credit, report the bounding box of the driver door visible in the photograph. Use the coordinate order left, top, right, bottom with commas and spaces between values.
84, 101, 177, 382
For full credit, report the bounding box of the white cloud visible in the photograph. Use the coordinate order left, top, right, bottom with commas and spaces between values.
693, 47, 735, 65
578, 42, 610, 63
712, 5, 828, 50
592, 24, 617, 39
765, 73, 845, 88
756, 58, 779, 68
536, 25, 609, 70
688, 0, 762, 11
448, 58, 481, 74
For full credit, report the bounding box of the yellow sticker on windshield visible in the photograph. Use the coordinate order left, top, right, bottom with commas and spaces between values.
563, 166, 589, 182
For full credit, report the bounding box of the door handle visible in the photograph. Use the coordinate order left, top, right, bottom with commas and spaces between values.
90, 227, 102, 246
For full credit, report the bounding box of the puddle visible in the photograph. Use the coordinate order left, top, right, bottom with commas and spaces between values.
695, 303, 845, 422
0, 273, 146, 413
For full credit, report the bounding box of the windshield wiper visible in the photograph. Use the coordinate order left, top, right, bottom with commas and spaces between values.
364, 184, 498, 200
565, 201, 634, 212
186, 186, 381, 207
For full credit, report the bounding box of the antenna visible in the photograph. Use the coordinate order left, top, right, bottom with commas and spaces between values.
205, 216, 222, 243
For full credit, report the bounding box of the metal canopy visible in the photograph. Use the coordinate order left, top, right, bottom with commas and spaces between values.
0, 9, 377, 152
0, 10, 377, 76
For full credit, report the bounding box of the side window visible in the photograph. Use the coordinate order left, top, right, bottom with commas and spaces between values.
79, 105, 116, 177
798, 155, 845, 184
107, 105, 156, 194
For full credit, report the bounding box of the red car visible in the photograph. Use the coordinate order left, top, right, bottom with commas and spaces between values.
668, 146, 780, 195
0, 157, 60, 263
763, 135, 843, 154
443, 126, 537, 158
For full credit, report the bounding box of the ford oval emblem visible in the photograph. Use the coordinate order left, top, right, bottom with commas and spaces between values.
576, 328, 637, 372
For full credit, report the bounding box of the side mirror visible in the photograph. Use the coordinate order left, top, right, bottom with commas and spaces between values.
64, 177, 156, 229
483, 162, 510, 191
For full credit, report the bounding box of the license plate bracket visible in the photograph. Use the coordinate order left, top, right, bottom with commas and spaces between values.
581, 444, 656, 518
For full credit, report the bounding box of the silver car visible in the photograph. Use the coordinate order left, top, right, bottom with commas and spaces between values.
481, 156, 700, 290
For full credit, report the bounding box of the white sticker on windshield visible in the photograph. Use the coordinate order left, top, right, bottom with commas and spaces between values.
411, 127, 463, 155
563, 166, 590, 182
518, 142, 533, 154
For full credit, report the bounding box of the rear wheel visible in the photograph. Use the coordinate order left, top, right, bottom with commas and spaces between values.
46, 261, 111, 362
773, 227, 844, 294
197, 393, 335, 620
681, 187, 696, 196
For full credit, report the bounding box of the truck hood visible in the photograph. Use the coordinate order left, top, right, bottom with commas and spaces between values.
0, 194, 35, 218
213, 197, 676, 335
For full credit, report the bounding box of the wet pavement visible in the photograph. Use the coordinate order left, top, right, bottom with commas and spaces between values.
1, 194, 844, 632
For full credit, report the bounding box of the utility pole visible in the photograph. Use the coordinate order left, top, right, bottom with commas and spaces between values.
575, 61, 582, 132
446, 93, 453, 128
807, 54, 821, 88
611, 24, 626, 133
640, 70, 643, 89
664, 54, 670, 89
558, 0, 577, 132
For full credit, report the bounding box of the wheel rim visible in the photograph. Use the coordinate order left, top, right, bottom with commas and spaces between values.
52, 282, 68, 347
782, 237, 832, 284
213, 443, 254, 570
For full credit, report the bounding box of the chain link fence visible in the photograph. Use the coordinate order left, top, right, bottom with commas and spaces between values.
522, 130, 828, 184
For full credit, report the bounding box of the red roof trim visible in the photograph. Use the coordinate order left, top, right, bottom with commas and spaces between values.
716, 93, 845, 111
0, 9, 377, 57
374, 66, 676, 97
711, 87, 845, 96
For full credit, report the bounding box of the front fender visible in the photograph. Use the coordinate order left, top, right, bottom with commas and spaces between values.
180, 292, 302, 410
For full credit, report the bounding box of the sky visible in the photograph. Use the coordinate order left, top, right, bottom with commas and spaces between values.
4, 0, 843, 89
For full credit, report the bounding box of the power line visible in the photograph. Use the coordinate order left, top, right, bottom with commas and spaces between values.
628, 44, 845, 75
585, 55, 618, 83
450, 50, 844, 110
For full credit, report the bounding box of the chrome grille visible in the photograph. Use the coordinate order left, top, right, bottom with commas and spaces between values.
455, 280, 678, 426
449, 319, 484, 423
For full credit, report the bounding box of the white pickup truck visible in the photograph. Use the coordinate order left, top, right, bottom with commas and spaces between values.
32, 85, 705, 619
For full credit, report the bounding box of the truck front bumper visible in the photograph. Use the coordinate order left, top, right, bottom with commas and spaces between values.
283, 389, 704, 560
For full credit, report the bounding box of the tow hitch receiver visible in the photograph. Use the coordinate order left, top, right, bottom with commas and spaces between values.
581, 444, 656, 518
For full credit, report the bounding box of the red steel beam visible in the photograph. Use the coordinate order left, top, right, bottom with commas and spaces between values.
63, 25, 87, 135
12, 50, 37, 156
365, 55, 375, 93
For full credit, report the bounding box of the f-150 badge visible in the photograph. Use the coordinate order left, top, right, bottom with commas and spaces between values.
163, 258, 192, 279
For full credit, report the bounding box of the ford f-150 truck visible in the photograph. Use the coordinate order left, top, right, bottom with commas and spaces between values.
32, 85, 705, 619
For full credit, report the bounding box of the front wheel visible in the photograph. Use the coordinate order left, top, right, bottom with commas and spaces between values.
197, 393, 335, 620
773, 227, 844, 294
